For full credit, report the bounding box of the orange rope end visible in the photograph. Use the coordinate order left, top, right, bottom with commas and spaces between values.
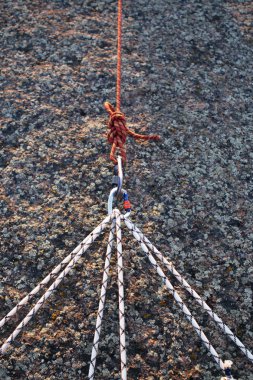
104, 101, 115, 115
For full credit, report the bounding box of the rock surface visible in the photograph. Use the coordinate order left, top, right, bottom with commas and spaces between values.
0, 0, 253, 379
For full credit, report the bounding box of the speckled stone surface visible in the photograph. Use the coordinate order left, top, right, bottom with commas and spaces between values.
0, 1, 253, 379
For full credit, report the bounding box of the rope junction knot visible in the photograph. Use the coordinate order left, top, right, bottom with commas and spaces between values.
104, 101, 160, 164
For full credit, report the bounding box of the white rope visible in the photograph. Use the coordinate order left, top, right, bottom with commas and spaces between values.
1, 208, 251, 379
123, 215, 253, 364
115, 210, 127, 379
0, 215, 111, 354
0, 215, 111, 330
88, 217, 116, 379
124, 216, 225, 371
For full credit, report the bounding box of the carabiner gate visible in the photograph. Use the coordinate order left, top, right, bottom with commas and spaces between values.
108, 155, 131, 215
108, 188, 131, 216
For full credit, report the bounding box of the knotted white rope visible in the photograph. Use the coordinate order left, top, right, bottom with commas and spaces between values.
123, 215, 253, 364
123, 216, 225, 371
88, 217, 116, 379
0, 214, 111, 354
115, 209, 127, 379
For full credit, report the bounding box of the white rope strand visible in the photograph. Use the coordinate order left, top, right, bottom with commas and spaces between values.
0, 216, 111, 354
88, 217, 116, 379
123, 216, 253, 364
116, 210, 127, 380
0, 215, 111, 330
124, 217, 225, 371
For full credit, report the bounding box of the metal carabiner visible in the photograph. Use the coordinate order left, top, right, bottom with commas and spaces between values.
108, 187, 131, 216
108, 156, 131, 216
108, 187, 123, 215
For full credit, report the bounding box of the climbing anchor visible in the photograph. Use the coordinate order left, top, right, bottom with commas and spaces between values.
0, 1, 252, 379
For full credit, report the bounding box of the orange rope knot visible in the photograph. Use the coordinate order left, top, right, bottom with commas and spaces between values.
104, 101, 160, 164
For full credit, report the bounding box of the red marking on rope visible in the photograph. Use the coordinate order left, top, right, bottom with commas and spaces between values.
123, 200, 131, 210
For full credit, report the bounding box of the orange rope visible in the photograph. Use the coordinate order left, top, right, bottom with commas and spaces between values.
116, 0, 122, 112
105, 102, 160, 164
104, 0, 160, 164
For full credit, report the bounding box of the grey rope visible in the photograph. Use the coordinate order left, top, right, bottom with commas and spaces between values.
88, 216, 116, 379
124, 216, 225, 371
123, 215, 253, 364
0, 215, 111, 330
0, 215, 111, 354
116, 209, 127, 379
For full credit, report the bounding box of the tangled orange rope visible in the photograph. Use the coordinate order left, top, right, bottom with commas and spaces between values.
105, 102, 160, 164
105, 0, 160, 164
